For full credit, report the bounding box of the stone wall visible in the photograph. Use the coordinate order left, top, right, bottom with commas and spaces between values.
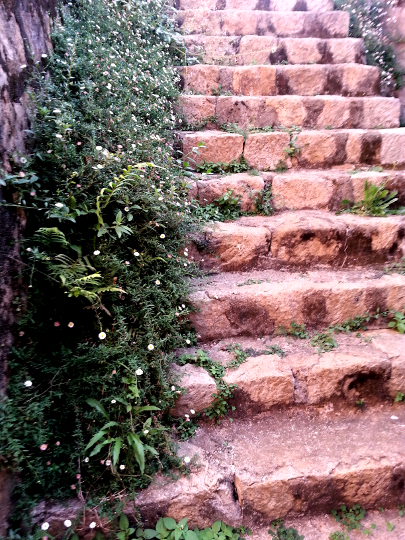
0, 0, 57, 534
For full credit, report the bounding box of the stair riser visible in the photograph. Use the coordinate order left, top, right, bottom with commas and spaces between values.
236, 463, 405, 523
272, 171, 405, 211
179, 130, 405, 170
184, 36, 365, 65
190, 275, 405, 341
194, 217, 405, 272
179, 64, 380, 97
177, 0, 334, 11
180, 96, 400, 130
178, 10, 349, 38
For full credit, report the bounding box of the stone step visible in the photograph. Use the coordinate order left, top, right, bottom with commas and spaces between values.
179, 64, 380, 97
178, 9, 349, 38
177, 0, 334, 12
178, 129, 405, 170
180, 96, 400, 130
184, 36, 366, 65
171, 330, 405, 416
189, 270, 405, 341
190, 211, 405, 272
136, 404, 405, 527
190, 170, 405, 211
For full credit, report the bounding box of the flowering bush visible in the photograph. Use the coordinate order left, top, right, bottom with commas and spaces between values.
335, 0, 404, 94
0, 0, 199, 527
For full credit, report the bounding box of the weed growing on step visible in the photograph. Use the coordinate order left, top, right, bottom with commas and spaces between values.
386, 521, 395, 531
182, 115, 219, 131
339, 181, 401, 216
310, 331, 338, 354
355, 398, 366, 410
395, 392, 405, 402
195, 160, 249, 175
226, 343, 249, 369
388, 308, 405, 333
399, 504, 405, 516
190, 189, 244, 222
332, 504, 376, 535
385, 257, 405, 275
255, 189, 275, 216
286, 321, 309, 339
237, 278, 268, 286
329, 533, 349, 540
242, 345, 286, 358
136, 518, 250, 540
268, 519, 304, 540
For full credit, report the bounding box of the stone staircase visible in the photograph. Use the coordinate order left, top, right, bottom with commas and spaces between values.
137, 1, 405, 537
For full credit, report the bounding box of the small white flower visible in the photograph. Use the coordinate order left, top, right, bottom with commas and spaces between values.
171, 386, 176, 391
64, 520, 72, 527
147, 344, 154, 351
24, 380, 32, 387
119, 464, 125, 470
20, 64, 27, 69
143, 429, 149, 434
97, 164, 104, 169
182, 304, 185, 309
160, 234, 165, 239
55, 134, 63, 138
55, 202, 63, 208
41, 523, 50, 531
271, 47, 277, 53
184, 456, 191, 464
41, 53, 48, 58
53, 109, 61, 114
134, 251, 140, 257
190, 409, 195, 414
98, 332, 106, 340
124, 207, 129, 211
111, 399, 116, 404
186, 339, 191, 345
391, 415, 399, 420
184, 414, 189, 418
96, 146, 102, 151
155, 280, 160, 285
105, 459, 111, 466
136, 368, 144, 376
89, 522, 97, 529
93, 250, 100, 255
84, 457, 89, 463
20, 157, 27, 164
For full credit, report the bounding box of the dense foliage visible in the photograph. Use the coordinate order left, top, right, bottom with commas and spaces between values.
335, 0, 404, 94
0, 0, 200, 526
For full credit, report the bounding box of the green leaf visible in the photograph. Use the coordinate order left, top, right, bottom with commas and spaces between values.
163, 518, 177, 530
128, 432, 145, 473
185, 531, 198, 540
120, 513, 129, 531
86, 398, 110, 420
212, 523, 221, 534
117, 532, 126, 540
112, 437, 122, 465
133, 405, 160, 413
144, 530, 158, 539
85, 430, 107, 450
156, 519, 167, 535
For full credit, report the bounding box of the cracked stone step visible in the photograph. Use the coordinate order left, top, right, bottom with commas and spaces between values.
180, 95, 400, 130
190, 170, 405, 211
170, 330, 405, 415
178, 129, 405, 170
177, 0, 334, 12
184, 36, 366, 65
136, 405, 405, 527
177, 9, 349, 38
189, 270, 405, 341
191, 211, 405, 272
179, 64, 380, 97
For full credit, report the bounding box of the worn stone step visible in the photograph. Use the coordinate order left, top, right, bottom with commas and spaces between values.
178, 10, 349, 38
189, 270, 405, 341
136, 405, 405, 527
180, 95, 400, 130
191, 211, 405, 272
177, 0, 334, 12
178, 129, 405, 170
179, 64, 380, 97
190, 170, 405, 211
184, 36, 365, 65
171, 331, 405, 416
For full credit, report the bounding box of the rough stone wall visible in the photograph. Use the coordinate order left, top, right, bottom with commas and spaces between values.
388, 0, 405, 124
0, 0, 57, 534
